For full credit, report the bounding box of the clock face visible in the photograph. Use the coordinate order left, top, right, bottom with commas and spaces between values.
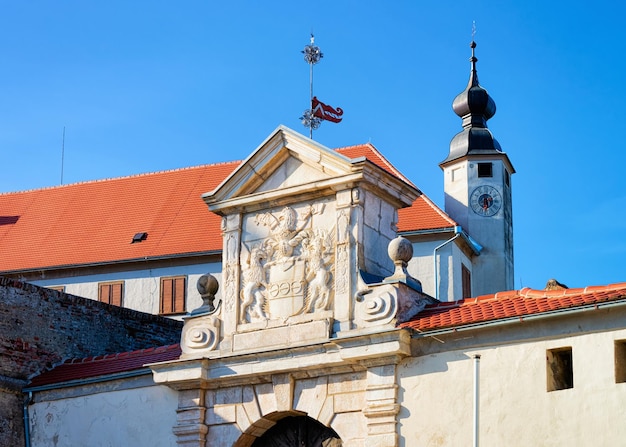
470, 185, 502, 217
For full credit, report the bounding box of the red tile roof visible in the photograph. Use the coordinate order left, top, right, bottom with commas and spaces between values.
400, 282, 626, 333
0, 144, 455, 272
27, 344, 181, 388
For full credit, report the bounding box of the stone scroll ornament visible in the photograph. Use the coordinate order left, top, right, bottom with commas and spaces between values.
239, 205, 335, 323
181, 274, 221, 355
355, 236, 426, 327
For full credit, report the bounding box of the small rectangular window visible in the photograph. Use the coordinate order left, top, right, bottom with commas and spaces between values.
504, 169, 510, 187
477, 162, 493, 178
451, 167, 463, 182
47, 285, 65, 293
160, 276, 186, 315
547, 347, 573, 391
99, 281, 124, 307
615, 340, 626, 383
461, 264, 471, 298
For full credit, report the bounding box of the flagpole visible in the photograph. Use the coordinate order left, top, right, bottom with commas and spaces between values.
300, 34, 323, 138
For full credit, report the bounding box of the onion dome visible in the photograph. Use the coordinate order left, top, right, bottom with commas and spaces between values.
442, 41, 502, 164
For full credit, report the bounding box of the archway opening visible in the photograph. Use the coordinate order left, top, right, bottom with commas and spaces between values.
250, 415, 342, 447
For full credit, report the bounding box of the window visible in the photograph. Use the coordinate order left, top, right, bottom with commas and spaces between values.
547, 347, 573, 391
504, 169, 510, 187
461, 264, 472, 298
99, 281, 124, 307
451, 167, 463, 182
47, 285, 65, 292
477, 162, 493, 178
160, 276, 186, 315
615, 340, 626, 383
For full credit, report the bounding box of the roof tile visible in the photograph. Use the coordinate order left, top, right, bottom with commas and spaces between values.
0, 145, 455, 272
28, 344, 182, 388
400, 282, 626, 332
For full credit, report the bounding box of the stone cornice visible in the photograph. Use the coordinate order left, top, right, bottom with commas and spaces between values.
150, 329, 411, 391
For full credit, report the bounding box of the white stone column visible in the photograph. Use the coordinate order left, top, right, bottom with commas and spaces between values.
334, 189, 355, 332
221, 214, 242, 352
173, 389, 208, 447
363, 364, 400, 447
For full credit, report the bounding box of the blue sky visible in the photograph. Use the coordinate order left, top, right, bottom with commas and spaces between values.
1, 1, 625, 291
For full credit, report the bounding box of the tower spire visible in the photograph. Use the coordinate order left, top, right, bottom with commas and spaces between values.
442, 40, 500, 164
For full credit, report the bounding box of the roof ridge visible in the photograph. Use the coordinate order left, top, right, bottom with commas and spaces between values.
0, 161, 242, 196
65, 344, 181, 365
336, 143, 416, 187
334, 143, 370, 151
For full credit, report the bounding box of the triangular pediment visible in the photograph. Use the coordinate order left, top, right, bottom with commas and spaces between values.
203, 126, 357, 213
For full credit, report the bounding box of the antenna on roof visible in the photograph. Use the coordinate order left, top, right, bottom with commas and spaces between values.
61, 126, 65, 185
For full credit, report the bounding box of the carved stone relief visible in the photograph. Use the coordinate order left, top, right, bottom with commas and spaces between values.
239, 205, 335, 323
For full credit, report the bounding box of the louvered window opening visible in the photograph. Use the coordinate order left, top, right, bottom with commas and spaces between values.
160, 276, 186, 315
99, 282, 124, 307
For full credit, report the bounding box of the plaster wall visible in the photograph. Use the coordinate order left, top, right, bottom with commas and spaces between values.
29, 382, 178, 447
409, 240, 471, 301
442, 160, 469, 229
32, 262, 222, 316
398, 327, 626, 446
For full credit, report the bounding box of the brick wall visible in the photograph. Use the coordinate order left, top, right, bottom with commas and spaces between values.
0, 276, 183, 446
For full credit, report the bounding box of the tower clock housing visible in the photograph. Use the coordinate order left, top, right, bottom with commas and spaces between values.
440, 41, 515, 296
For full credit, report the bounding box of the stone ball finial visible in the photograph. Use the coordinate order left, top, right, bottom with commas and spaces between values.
385, 236, 422, 292
197, 273, 219, 296
388, 236, 413, 265
194, 273, 219, 314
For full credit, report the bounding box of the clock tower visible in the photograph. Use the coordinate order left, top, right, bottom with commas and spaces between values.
440, 41, 515, 295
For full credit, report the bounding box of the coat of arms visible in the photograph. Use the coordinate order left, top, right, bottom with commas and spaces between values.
239, 205, 334, 323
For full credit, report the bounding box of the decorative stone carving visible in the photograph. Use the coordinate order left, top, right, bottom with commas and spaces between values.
239, 205, 335, 322
355, 237, 435, 328
181, 316, 221, 354
223, 262, 237, 314
385, 236, 422, 292
240, 244, 268, 323
180, 274, 222, 358
194, 273, 219, 314
355, 287, 397, 327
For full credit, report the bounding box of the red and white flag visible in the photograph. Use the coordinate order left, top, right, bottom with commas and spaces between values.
312, 97, 343, 123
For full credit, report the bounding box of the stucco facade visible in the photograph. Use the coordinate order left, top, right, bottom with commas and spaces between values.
29, 377, 178, 446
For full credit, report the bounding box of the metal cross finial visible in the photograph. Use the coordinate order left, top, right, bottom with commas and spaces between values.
472, 21, 476, 41
302, 33, 323, 65
300, 34, 323, 138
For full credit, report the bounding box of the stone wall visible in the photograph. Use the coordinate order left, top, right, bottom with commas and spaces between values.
0, 276, 183, 447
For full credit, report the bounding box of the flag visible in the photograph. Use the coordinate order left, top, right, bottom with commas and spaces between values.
312, 97, 343, 123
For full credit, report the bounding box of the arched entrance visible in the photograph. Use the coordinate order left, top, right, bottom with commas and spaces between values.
250, 415, 342, 447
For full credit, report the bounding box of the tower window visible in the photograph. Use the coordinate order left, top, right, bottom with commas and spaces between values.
504, 170, 510, 187
462, 264, 471, 298
477, 163, 492, 178
547, 347, 573, 391
616, 340, 626, 383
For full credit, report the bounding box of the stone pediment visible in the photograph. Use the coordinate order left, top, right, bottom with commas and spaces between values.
203, 125, 358, 215
181, 125, 425, 360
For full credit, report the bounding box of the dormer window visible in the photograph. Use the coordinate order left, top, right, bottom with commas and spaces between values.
477, 163, 492, 178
